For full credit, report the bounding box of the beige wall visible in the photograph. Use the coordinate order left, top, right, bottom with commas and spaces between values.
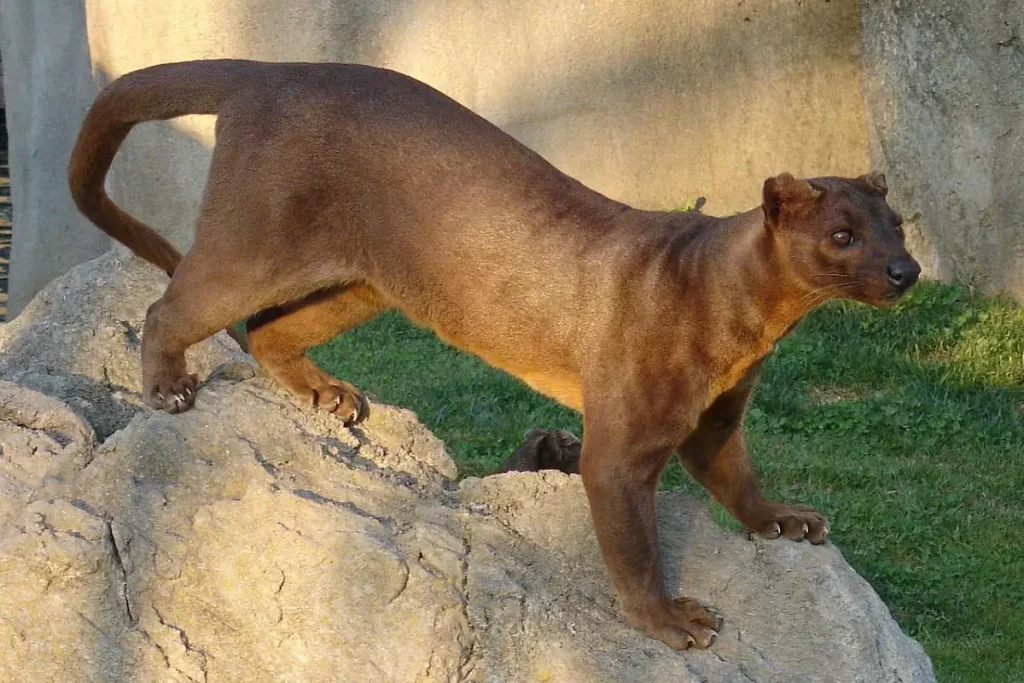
82, 0, 869, 256
4, 1, 1019, 314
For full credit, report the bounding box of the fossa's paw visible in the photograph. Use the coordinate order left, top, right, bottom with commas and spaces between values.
749, 503, 829, 544
146, 374, 199, 413
494, 428, 581, 474
312, 380, 369, 425
624, 596, 723, 650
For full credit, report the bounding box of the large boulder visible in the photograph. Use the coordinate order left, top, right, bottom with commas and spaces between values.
0, 254, 935, 682
0, 252, 245, 439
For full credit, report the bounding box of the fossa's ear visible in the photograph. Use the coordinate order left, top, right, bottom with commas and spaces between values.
762, 173, 824, 227
857, 171, 888, 197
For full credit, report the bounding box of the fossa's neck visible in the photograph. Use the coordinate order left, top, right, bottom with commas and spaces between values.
674, 208, 821, 393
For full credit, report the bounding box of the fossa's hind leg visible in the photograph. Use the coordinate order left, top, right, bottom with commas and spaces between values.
139, 109, 374, 414
142, 247, 275, 412
246, 283, 386, 424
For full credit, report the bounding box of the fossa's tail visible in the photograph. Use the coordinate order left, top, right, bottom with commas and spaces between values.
68, 59, 260, 350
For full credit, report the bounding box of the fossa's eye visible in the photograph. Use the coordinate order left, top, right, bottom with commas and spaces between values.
832, 230, 854, 247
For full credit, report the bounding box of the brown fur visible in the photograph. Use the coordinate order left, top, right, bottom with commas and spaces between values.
68, 60, 920, 649
495, 428, 582, 475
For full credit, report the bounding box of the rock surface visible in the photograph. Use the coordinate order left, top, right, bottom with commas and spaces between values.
0, 255, 935, 682
0, 252, 246, 439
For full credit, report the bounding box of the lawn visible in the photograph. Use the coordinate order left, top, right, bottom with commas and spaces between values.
310, 281, 1024, 683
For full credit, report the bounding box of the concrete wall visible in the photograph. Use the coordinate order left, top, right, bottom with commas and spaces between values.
0, 0, 109, 316
0, 0, 871, 317
862, 0, 1024, 300
83, 0, 869, 250
0, 1, 1019, 315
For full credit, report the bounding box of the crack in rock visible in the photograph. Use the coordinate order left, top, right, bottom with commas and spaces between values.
104, 521, 135, 624
291, 488, 397, 533
239, 436, 278, 476
153, 605, 210, 683
455, 526, 480, 682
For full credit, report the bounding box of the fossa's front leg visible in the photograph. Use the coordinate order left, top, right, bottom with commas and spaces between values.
678, 376, 829, 543
580, 397, 721, 649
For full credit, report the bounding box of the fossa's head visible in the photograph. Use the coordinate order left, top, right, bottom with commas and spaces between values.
762, 172, 920, 307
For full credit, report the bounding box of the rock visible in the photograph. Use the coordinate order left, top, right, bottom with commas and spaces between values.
0, 254, 935, 681
461, 475, 935, 682
0, 252, 246, 438
0, 380, 95, 529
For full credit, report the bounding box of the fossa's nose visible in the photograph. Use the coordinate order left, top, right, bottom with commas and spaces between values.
886, 258, 921, 291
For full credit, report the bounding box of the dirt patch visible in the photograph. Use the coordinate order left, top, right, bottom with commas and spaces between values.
807, 385, 877, 405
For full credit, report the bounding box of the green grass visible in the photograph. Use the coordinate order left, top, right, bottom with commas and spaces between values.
311, 281, 1024, 682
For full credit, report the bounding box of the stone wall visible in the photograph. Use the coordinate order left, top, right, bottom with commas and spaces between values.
85, 0, 869, 249
861, 0, 1024, 300
0, 0, 109, 316
0, 1, 1021, 316
0, 0, 870, 317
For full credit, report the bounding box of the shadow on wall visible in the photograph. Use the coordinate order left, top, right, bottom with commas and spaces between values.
81, 0, 868, 252
457, 0, 870, 213
1, 108, 11, 320
0, 0, 111, 316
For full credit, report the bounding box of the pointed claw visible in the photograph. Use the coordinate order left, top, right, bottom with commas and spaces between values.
356, 393, 370, 424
